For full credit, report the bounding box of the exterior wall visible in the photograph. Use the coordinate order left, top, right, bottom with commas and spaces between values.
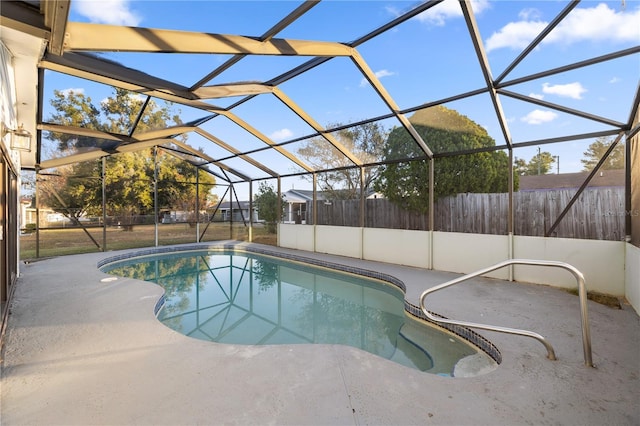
278, 225, 628, 297
278, 223, 314, 252
1, 41, 21, 172
283, 202, 306, 224
315, 225, 362, 259
432, 232, 510, 279
217, 208, 258, 222
1, 40, 22, 310
513, 236, 625, 296
631, 109, 639, 247
626, 243, 640, 315
362, 228, 430, 268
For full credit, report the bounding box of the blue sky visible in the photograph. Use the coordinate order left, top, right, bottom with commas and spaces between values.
42, 0, 640, 195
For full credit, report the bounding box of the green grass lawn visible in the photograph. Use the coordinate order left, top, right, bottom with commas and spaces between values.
20, 223, 277, 260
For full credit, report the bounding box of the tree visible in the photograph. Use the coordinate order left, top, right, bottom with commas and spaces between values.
47, 89, 102, 151
41, 88, 216, 226
254, 182, 283, 233
38, 161, 103, 221
296, 122, 387, 199
375, 106, 516, 213
581, 137, 624, 170
514, 151, 556, 175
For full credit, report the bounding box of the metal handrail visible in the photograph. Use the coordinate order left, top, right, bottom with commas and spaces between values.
419, 259, 593, 367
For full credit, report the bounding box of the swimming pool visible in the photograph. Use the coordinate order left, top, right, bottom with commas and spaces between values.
102, 248, 493, 375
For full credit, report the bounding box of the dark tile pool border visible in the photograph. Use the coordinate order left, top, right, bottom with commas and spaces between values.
98, 242, 502, 365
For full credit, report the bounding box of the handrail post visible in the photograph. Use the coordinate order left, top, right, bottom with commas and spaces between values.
419, 259, 593, 367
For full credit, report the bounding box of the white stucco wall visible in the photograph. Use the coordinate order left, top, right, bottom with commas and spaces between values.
277, 225, 629, 297
513, 236, 625, 296
362, 228, 430, 268
1, 40, 21, 170
626, 243, 640, 315
432, 232, 510, 279
278, 223, 314, 252
315, 225, 362, 258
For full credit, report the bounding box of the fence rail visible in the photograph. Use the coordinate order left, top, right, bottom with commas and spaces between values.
307, 187, 625, 240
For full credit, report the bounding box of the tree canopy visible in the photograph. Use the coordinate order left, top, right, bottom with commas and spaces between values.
374, 106, 516, 213
514, 151, 557, 175
40, 88, 216, 223
296, 122, 387, 200
253, 182, 283, 233
581, 136, 625, 170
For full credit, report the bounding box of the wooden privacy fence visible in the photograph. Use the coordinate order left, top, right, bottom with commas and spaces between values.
306, 187, 626, 240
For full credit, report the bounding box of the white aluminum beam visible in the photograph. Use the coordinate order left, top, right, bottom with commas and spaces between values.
194, 83, 274, 99
65, 22, 354, 57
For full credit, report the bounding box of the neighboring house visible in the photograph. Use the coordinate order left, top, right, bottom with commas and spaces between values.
282, 189, 321, 224
281, 188, 383, 224
20, 197, 69, 227
160, 210, 197, 223
21, 204, 93, 228
207, 189, 383, 225
215, 201, 259, 223
519, 169, 624, 191
20, 197, 35, 226
160, 201, 260, 224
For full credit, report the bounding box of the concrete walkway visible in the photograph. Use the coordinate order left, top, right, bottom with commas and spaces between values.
1, 242, 639, 425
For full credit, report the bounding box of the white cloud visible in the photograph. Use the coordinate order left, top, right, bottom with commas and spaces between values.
486, 3, 640, 52
609, 77, 621, 84
75, 0, 141, 26
101, 93, 145, 106
416, 1, 462, 26
360, 69, 395, 87
528, 92, 544, 100
518, 8, 542, 21
60, 88, 85, 96
385, 6, 402, 18
521, 109, 558, 125
546, 3, 640, 45
485, 20, 547, 51
415, 0, 490, 26
542, 82, 587, 99
269, 128, 293, 141
375, 69, 395, 79
470, 0, 491, 15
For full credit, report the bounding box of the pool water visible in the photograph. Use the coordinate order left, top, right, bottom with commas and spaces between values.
103, 250, 480, 375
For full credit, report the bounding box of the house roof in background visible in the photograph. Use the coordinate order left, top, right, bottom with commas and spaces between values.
519, 169, 625, 191
284, 189, 322, 202
217, 201, 253, 210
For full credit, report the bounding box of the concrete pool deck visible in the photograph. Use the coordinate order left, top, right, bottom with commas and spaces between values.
1, 241, 639, 425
